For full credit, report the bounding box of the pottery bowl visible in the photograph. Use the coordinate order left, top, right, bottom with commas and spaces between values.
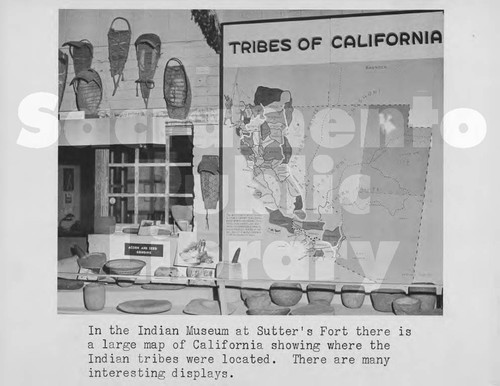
341, 285, 365, 309
370, 288, 406, 312
392, 296, 421, 315
103, 259, 146, 287
269, 283, 303, 307
307, 283, 336, 304
77, 252, 106, 271
408, 284, 437, 312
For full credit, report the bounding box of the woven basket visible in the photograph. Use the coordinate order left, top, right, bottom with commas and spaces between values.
63, 39, 93, 76
200, 173, 219, 210
198, 155, 220, 210
70, 69, 102, 118
135, 33, 161, 108
164, 57, 191, 119
108, 17, 131, 96
58, 49, 68, 109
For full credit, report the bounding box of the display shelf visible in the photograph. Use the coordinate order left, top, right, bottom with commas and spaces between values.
57, 272, 442, 316
57, 271, 443, 292
58, 282, 397, 316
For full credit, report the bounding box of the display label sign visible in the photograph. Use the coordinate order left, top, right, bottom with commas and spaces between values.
124, 243, 164, 257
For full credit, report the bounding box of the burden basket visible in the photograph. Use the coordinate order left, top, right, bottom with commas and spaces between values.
63, 39, 94, 76
70, 69, 103, 118
108, 17, 131, 96
135, 33, 161, 108
197, 155, 220, 229
164, 57, 191, 120
58, 49, 69, 109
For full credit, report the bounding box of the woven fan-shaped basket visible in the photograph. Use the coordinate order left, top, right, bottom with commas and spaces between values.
108, 17, 131, 96
58, 50, 68, 109
70, 69, 102, 118
164, 58, 191, 119
63, 39, 94, 76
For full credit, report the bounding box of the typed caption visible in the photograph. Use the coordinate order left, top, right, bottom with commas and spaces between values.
86, 323, 413, 381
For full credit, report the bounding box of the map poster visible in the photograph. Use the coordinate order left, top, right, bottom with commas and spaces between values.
221, 11, 443, 287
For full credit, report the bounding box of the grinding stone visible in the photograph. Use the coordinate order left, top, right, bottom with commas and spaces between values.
58, 278, 84, 290
291, 303, 335, 315
247, 308, 290, 315
141, 283, 186, 290
183, 299, 236, 315
116, 299, 172, 314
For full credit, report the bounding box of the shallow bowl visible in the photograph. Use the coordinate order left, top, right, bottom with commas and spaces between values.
103, 259, 146, 287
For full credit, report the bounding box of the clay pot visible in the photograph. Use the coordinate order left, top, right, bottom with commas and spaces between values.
392, 296, 421, 315
307, 283, 336, 305
408, 284, 437, 312
270, 283, 303, 307
370, 289, 406, 312
83, 283, 106, 311
341, 285, 365, 308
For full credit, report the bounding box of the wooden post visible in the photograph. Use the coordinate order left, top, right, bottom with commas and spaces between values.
95, 149, 109, 217
217, 281, 228, 315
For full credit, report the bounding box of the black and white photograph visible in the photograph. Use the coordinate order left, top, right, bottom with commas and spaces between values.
1, 1, 498, 385
56, 9, 444, 316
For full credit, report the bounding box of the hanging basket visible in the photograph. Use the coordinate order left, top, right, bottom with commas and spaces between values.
58, 49, 69, 109
200, 172, 219, 210
108, 17, 131, 96
164, 57, 191, 120
135, 33, 161, 108
191, 10, 222, 54
70, 69, 103, 118
62, 39, 94, 75
198, 155, 220, 230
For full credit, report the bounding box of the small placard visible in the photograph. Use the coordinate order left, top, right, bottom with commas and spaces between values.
124, 243, 163, 257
